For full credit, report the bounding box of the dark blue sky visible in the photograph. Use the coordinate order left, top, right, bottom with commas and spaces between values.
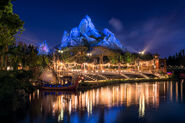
13, 0, 185, 57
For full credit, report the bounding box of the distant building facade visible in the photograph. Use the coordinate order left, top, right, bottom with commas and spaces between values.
135, 54, 167, 73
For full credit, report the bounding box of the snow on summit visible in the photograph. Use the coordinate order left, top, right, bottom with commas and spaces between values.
61, 15, 126, 51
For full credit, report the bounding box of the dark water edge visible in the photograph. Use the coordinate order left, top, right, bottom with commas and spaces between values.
0, 89, 34, 122
78, 78, 171, 91
0, 70, 34, 120
1, 80, 185, 123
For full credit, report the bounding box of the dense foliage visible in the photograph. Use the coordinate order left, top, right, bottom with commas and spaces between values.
0, 70, 34, 115
0, 0, 48, 115
0, 0, 24, 70
167, 49, 185, 66
0, 0, 49, 74
57, 46, 154, 65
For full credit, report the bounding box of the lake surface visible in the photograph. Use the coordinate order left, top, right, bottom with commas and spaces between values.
18, 80, 185, 123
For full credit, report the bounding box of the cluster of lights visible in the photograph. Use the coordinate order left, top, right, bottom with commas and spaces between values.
58, 50, 64, 53
139, 50, 145, 55
57, 61, 131, 68
86, 53, 92, 56
56, 62, 136, 74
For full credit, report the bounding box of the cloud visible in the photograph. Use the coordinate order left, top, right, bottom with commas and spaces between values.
108, 10, 185, 57
108, 18, 127, 45
109, 18, 124, 32
126, 15, 185, 56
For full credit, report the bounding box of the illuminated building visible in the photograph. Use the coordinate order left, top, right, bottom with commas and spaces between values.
135, 54, 167, 73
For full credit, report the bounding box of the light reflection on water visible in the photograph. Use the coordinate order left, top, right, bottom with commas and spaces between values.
26, 81, 185, 123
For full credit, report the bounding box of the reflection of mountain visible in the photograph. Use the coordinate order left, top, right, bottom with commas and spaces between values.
61, 15, 125, 51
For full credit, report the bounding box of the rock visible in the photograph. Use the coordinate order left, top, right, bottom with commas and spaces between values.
78, 15, 101, 38
70, 27, 80, 39
39, 67, 57, 82
38, 40, 50, 55
60, 15, 129, 52
97, 28, 124, 50
61, 31, 70, 47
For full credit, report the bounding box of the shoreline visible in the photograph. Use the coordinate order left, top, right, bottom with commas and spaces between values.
78, 78, 172, 91
35, 77, 179, 92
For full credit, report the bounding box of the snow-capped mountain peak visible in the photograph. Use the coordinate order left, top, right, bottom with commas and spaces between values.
60, 15, 126, 51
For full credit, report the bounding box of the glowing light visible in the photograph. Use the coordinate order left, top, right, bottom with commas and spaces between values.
139, 95, 145, 118
58, 50, 64, 53
87, 53, 92, 56
7, 66, 13, 71
139, 50, 145, 55
69, 99, 71, 115
58, 96, 64, 122
37, 89, 39, 99
29, 94, 32, 102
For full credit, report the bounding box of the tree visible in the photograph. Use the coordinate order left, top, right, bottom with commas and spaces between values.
167, 49, 185, 67
108, 52, 122, 64
0, 0, 24, 70
123, 52, 135, 63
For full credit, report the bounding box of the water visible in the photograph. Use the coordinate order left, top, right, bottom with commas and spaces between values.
19, 81, 185, 123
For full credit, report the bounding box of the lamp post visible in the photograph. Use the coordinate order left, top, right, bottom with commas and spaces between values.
86, 53, 92, 72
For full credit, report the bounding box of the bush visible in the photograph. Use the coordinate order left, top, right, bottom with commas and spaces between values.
0, 70, 34, 115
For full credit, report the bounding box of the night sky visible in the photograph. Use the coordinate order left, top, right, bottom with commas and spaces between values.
13, 0, 185, 57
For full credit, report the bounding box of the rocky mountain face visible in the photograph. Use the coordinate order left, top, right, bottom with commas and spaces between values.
60, 15, 125, 51
38, 41, 50, 55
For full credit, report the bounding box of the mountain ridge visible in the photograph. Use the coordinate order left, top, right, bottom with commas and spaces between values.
60, 15, 126, 51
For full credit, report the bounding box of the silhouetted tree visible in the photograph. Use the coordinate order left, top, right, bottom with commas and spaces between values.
0, 0, 24, 70
167, 49, 185, 66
